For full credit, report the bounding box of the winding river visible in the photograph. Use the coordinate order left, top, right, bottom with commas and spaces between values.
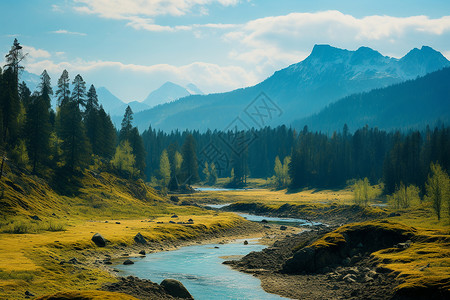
115, 238, 286, 299
116, 199, 319, 299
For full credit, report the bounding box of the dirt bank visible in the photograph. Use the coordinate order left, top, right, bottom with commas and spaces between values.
225, 221, 449, 300
222, 202, 388, 226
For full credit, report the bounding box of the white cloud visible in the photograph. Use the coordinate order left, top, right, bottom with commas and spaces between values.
22, 46, 51, 60
23, 56, 257, 100
51, 4, 63, 13
51, 29, 87, 36
223, 11, 450, 73
72, 0, 241, 34
73, 0, 240, 19
125, 16, 238, 32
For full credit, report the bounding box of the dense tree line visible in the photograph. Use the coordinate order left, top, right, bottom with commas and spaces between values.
142, 121, 449, 196
141, 125, 295, 184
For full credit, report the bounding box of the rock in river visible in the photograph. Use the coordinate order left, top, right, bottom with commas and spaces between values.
160, 279, 193, 299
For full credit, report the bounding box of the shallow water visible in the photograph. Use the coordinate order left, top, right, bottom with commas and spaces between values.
238, 213, 322, 226
205, 203, 232, 209
115, 239, 286, 299
195, 187, 246, 191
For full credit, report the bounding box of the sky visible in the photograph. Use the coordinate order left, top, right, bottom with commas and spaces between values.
1, 0, 450, 103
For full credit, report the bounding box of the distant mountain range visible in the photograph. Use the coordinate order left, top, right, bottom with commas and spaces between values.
19, 70, 202, 118
99, 82, 202, 117
143, 81, 203, 108
20, 45, 450, 133
131, 45, 450, 132
293, 67, 450, 132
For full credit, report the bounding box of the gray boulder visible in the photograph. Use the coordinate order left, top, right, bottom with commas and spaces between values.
123, 259, 134, 265
160, 279, 193, 299
91, 233, 107, 247
134, 232, 147, 244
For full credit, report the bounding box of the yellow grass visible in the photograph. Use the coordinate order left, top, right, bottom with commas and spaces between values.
0, 169, 246, 299
179, 186, 354, 206
0, 213, 244, 299
35, 290, 139, 300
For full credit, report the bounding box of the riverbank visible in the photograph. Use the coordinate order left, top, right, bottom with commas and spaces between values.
1, 213, 292, 299
226, 219, 449, 300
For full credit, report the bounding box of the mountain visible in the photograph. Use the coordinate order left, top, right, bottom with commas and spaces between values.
19, 70, 40, 93
143, 82, 193, 108
132, 45, 450, 132
97, 87, 127, 116
292, 67, 450, 132
186, 83, 203, 95
127, 101, 151, 114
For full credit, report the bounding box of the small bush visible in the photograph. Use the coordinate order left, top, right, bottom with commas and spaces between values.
0, 219, 67, 234
42, 220, 67, 232
1, 220, 38, 234
388, 183, 421, 209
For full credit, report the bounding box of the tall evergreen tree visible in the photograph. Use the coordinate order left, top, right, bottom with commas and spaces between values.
96, 107, 116, 159
71, 74, 87, 109
25, 71, 52, 173
58, 101, 91, 172
0, 65, 20, 146
86, 84, 99, 111
181, 134, 199, 185
119, 105, 133, 142
18, 81, 31, 110
129, 127, 146, 176
56, 70, 70, 107
84, 85, 101, 155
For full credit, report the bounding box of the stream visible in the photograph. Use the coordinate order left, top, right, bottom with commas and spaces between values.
115, 206, 319, 299
115, 238, 286, 299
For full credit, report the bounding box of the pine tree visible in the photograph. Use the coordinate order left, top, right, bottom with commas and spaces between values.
86, 84, 99, 111
71, 74, 87, 109
18, 81, 32, 110
25, 70, 52, 173
56, 70, 70, 107
58, 101, 91, 172
84, 85, 101, 156
39, 70, 53, 97
129, 127, 146, 177
181, 134, 199, 185
97, 107, 116, 159
119, 106, 133, 142
0, 64, 20, 146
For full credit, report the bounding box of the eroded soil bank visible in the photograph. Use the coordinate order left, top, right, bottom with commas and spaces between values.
225, 221, 450, 300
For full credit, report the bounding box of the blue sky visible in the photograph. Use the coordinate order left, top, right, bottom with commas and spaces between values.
1, 0, 450, 102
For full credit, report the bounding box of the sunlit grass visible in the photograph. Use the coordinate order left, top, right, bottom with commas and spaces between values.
0, 218, 67, 234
